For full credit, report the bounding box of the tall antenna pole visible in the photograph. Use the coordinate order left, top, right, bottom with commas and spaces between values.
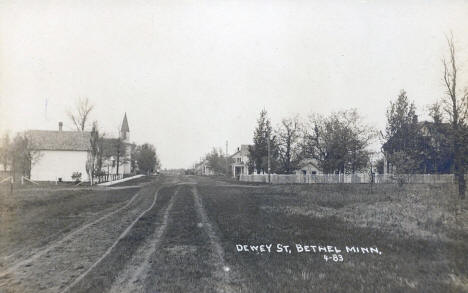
225, 140, 229, 176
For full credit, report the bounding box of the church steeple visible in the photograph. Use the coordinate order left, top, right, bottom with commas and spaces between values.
120, 113, 130, 141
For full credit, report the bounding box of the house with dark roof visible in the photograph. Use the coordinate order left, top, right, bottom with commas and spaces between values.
26, 124, 91, 182
27, 114, 131, 182
294, 158, 322, 175
382, 120, 454, 174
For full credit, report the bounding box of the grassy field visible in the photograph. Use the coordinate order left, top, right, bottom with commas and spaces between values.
197, 179, 468, 292
0, 175, 467, 292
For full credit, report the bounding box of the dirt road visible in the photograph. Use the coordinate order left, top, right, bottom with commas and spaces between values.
0, 175, 467, 292
0, 176, 240, 292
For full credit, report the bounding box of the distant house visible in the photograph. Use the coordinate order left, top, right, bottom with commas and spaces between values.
295, 158, 322, 175
194, 159, 214, 176
230, 145, 251, 178
382, 120, 453, 174
27, 114, 132, 182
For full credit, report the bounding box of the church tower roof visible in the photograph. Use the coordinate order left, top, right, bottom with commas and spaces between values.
121, 113, 130, 132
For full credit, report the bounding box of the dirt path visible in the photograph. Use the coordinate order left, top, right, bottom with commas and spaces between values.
0, 182, 161, 292
1, 175, 467, 292
0, 186, 145, 263
42, 179, 238, 293
191, 185, 236, 292
0, 190, 143, 275
108, 186, 179, 292
112, 182, 236, 293
60, 184, 168, 293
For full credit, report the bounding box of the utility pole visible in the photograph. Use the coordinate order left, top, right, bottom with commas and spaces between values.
225, 140, 229, 176
267, 136, 271, 184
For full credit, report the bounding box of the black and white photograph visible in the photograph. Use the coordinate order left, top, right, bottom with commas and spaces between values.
0, 1, 468, 292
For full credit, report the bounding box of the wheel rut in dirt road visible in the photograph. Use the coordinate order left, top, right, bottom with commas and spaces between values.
0, 181, 163, 293
0, 189, 144, 275
63, 184, 179, 293
141, 183, 238, 293
192, 185, 235, 291
0, 186, 144, 264
107, 185, 179, 292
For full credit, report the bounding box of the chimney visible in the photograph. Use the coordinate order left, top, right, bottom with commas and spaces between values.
58, 122, 63, 132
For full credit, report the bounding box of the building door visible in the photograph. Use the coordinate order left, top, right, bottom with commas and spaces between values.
235, 166, 242, 179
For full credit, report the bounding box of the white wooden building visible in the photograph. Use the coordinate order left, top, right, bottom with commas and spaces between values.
230, 145, 250, 178
27, 114, 132, 182
27, 126, 91, 182
295, 158, 322, 175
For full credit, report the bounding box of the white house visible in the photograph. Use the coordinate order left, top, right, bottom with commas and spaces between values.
27, 124, 91, 182
295, 158, 322, 175
230, 145, 250, 178
28, 114, 132, 182
194, 159, 214, 176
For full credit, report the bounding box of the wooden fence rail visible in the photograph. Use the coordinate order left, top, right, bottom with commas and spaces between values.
239, 173, 464, 184
94, 174, 124, 184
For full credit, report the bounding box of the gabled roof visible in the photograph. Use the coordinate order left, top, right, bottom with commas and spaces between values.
26, 130, 91, 151
121, 113, 130, 133
230, 144, 250, 157
100, 137, 129, 157
297, 158, 320, 170
418, 121, 450, 134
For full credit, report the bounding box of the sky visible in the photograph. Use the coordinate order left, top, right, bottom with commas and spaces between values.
1, 0, 468, 169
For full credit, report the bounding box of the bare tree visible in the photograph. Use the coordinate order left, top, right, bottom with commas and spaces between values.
303, 109, 376, 174
86, 121, 99, 185
95, 132, 106, 175
113, 135, 127, 175
428, 101, 444, 125
0, 133, 10, 172
276, 116, 302, 173
68, 97, 94, 132
107, 125, 129, 176
442, 33, 467, 199
9, 133, 42, 180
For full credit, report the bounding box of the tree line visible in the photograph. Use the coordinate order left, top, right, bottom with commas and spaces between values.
247, 108, 377, 176
191, 147, 232, 176
246, 35, 467, 198
194, 35, 467, 199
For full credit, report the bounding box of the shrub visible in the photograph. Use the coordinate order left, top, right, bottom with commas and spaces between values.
71, 172, 82, 182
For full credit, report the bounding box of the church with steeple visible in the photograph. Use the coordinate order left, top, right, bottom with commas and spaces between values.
26, 113, 133, 182
121, 113, 130, 142
101, 113, 133, 177
119, 113, 131, 175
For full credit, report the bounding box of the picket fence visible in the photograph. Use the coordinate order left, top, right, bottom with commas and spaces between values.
239, 173, 463, 184
94, 173, 124, 184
